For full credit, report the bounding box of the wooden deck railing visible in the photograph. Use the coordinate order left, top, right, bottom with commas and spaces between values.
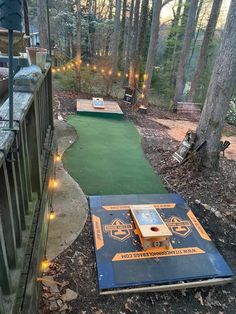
0, 64, 56, 314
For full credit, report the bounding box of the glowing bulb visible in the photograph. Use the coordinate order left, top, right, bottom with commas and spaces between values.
49, 210, 55, 220
117, 72, 121, 77
53, 180, 58, 188
52, 69, 56, 73
93, 66, 97, 70
143, 73, 148, 80
101, 69, 105, 73
143, 84, 146, 89
135, 74, 139, 79
125, 73, 128, 78
86, 63, 90, 67
108, 70, 112, 76
55, 154, 61, 162
62, 66, 66, 71
141, 93, 144, 99
80, 59, 82, 64
57, 68, 60, 72
42, 258, 49, 271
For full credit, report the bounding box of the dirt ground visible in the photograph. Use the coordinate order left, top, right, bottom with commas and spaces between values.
39, 91, 236, 314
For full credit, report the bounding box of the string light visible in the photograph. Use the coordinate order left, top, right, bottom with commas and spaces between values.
86, 63, 90, 67
141, 93, 144, 99
80, 59, 82, 64
53, 180, 58, 188
108, 70, 112, 76
117, 72, 121, 77
143, 84, 146, 89
42, 257, 49, 271
49, 209, 56, 220
52, 69, 56, 73
93, 65, 97, 71
143, 73, 148, 81
135, 74, 139, 79
101, 68, 105, 74
55, 154, 61, 162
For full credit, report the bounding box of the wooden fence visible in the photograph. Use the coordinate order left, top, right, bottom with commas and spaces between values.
0, 64, 56, 313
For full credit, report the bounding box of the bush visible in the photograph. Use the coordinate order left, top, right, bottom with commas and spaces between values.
226, 99, 236, 125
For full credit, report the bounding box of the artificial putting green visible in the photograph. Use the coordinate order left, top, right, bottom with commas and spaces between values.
63, 115, 167, 196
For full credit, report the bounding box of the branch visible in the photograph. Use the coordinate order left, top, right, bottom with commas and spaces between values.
162, 0, 174, 8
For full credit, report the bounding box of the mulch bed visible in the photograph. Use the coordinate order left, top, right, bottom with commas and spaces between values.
39, 90, 236, 314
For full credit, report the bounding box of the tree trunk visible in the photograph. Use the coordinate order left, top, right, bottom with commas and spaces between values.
38, 0, 49, 48
129, 0, 141, 88
173, 0, 199, 107
118, 0, 127, 68
134, 0, 149, 79
23, 0, 30, 47
111, 0, 121, 75
142, 0, 162, 107
123, 0, 135, 83
76, 0, 82, 91
196, 0, 236, 170
188, 0, 223, 102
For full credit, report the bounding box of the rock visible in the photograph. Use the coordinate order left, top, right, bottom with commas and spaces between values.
61, 288, 78, 302
42, 276, 59, 293
194, 199, 201, 205
59, 304, 68, 312
49, 301, 59, 311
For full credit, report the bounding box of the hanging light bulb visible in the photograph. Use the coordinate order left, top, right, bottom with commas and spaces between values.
108, 70, 112, 76
101, 68, 105, 74
86, 63, 90, 67
93, 65, 97, 71
52, 68, 56, 73
42, 257, 49, 271
135, 74, 139, 79
125, 73, 128, 78
55, 154, 61, 162
117, 72, 121, 77
49, 209, 56, 220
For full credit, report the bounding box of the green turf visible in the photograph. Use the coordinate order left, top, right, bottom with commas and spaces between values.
63, 115, 167, 196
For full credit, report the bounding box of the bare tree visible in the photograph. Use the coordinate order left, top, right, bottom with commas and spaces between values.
76, 0, 82, 91
23, 0, 30, 47
134, 0, 149, 79
111, 0, 121, 75
142, 0, 162, 107
129, 0, 141, 88
196, 0, 236, 169
173, 0, 199, 107
188, 0, 223, 102
118, 0, 127, 68
123, 0, 135, 82
38, 0, 49, 48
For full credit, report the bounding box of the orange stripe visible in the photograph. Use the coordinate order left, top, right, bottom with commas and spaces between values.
112, 247, 205, 261
92, 215, 104, 250
187, 210, 211, 241
103, 203, 176, 211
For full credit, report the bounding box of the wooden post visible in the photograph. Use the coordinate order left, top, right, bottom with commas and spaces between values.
0, 162, 17, 268
14, 135, 26, 229
6, 154, 22, 247
26, 103, 42, 195
0, 216, 12, 295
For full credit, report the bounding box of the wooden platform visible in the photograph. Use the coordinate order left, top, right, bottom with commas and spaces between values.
76, 99, 123, 118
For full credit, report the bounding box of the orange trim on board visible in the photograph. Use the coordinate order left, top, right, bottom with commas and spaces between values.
92, 215, 104, 250
102, 203, 176, 211
187, 210, 211, 241
112, 247, 205, 261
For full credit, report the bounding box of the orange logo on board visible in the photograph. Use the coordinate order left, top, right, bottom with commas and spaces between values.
166, 216, 192, 237
103, 218, 133, 242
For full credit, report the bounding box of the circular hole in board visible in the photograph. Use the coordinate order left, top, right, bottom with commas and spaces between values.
150, 226, 159, 232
